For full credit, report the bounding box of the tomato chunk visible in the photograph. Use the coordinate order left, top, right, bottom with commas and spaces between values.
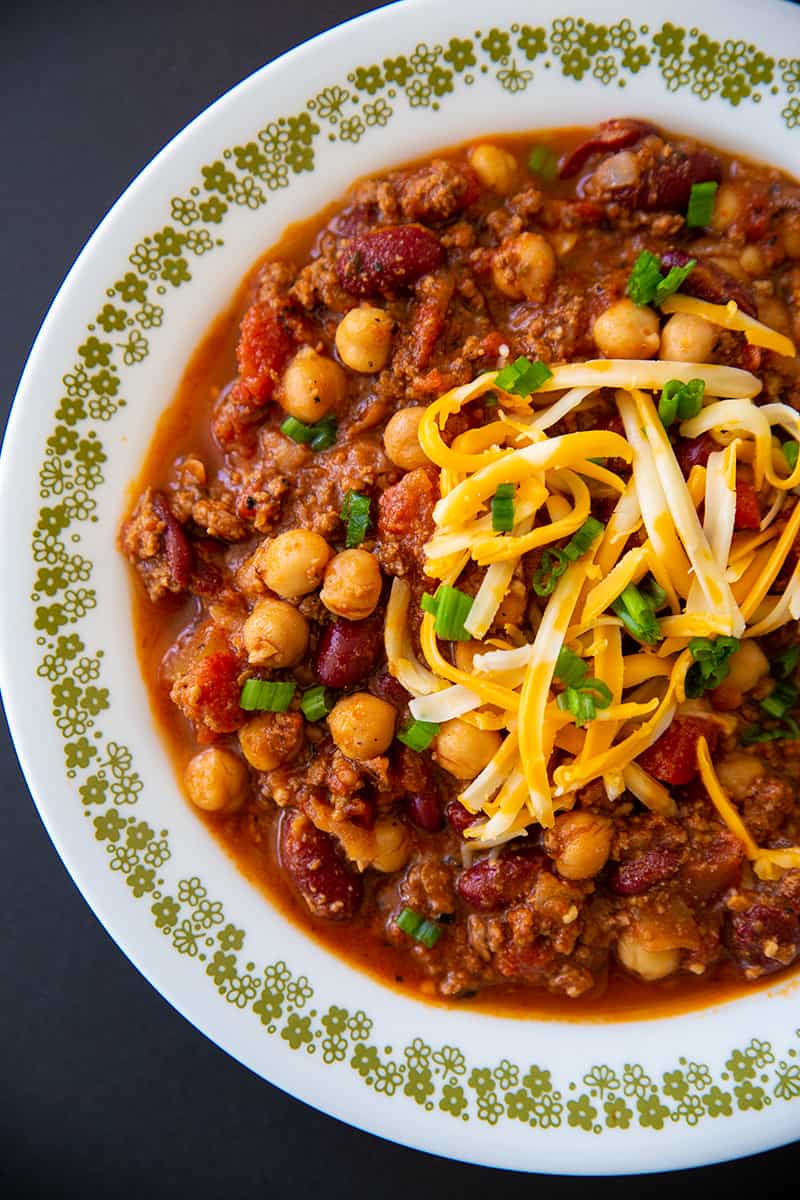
637, 717, 720, 787
236, 302, 294, 403
734, 480, 761, 530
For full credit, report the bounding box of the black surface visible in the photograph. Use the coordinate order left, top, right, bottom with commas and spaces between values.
2, 0, 799, 1194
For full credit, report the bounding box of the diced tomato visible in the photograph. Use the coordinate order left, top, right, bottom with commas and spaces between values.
637, 717, 720, 787
236, 302, 294, 403
734, 480, 761, 530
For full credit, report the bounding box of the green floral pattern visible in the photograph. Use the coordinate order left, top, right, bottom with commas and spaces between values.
25, 14, 800, 1136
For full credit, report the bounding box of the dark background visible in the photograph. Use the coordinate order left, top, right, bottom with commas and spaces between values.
2, 0, 798, 1193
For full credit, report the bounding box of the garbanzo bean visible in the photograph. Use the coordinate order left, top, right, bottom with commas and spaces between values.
184, 747, 248, 813
492, 232, 556, 300
469, 143, 518, 194
278, 345, 346, 423
328, 692, 396, 759
259, 529, 331, 599
548, 810, 613, 881
593, 298, 660, 359
335, 305, 393, 373
658, 312, 716, 363
433, 719, 502, 780
320, 549, 382, 620
243, 597, 309, 667
715, 752, 766, 801
711, 181, 747, 233
238, 711, 305, 771
617, 932, 680, 982
725, 640, 769, 693
383, 406, 428, 470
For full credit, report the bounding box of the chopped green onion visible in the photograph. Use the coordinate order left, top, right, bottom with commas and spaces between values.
397, 718, 440, 752
240, 679, 296, 712
557, 678, 613, 726
396, 907, 442, 948
626, 250, 696, 306
495, 355, 553, 397
532, 519, 604, 596
774, 644, 800, 680
686, 180, 718, 229
491, 482, 515, 532
782, 441, 799, 473
759, 680, 798, 720
587, 456, 607, 466
421, 585, 474, 641
300, 685, 332, 722
527, 144, 558, 181
742, 717, 800, 746
685, 635, 740, 698
658, 378, 705, 427
640, 578, 668, 612
555, 645, 589, 688
611, 583, 662, 644
280, 413, 338, 451
340, 490, 372, 547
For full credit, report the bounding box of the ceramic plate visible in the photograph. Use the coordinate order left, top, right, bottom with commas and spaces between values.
3, 0, 800, 1173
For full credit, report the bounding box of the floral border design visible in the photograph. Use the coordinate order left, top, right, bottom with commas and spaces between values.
26, 16, 800, 1135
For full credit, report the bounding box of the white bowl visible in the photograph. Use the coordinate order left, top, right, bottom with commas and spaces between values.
3, 0, 800, 1173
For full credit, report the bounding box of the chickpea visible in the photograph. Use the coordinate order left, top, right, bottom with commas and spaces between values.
740, 244, 766, 276
238, 711, 305, 772
335, 305, 393, 373
369, 818, 412, 872
320, 549, 382, 620
328, 692, 396, 759
725, 640, 769, 693
259, 529, 332, 599
658, 312, 716, 363
243, 598, 309, 667
469, 143, 518, 194
617, 932, 680, 982
184, 747, 248, 813
278, 345, 346, 423
433, 719, 502, 780
593, 298, 660, 359
548, 810, 613, 881
383, 406, 428, 470
716, 752, 766, 802
711, 182, 747, 233
757, 296, 792, 337
492, 233, 556, 300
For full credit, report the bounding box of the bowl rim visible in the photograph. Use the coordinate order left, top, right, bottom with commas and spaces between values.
3, 0, 800, 1173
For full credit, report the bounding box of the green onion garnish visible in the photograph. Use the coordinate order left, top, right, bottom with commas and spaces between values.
421, 585, 474, 641
397, 718, 440, 752
640, 578, 668, 611
774, 644, 800, 680
759, 680, 798, 720
686, 180, 718, 229
495, 355, 553, 397
240, 679, 297, 712
340, 490, 372, 547
396, 907, 443, 948
300, 685, 333, 722
527, 144, 558, 182
611, 583, 662, 644
782, 441, 799, 473
280, 413, 338, 451
658, 378, 705, 427
532, 518, 604, 596
626, 250, 696, 307
742, 717, 800, 746
553, 646, 612, 725
491, 483, 515, 533
685, 636, 739, 698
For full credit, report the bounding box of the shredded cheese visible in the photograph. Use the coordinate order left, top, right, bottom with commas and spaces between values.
660, 294, 796, 360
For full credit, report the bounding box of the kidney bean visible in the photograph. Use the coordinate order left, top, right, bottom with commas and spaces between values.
368, 667, 411, 708
279, 810, 363, 920
660, 251, 757, 318
635, 149, 721, 213
558, 118, 654, 179
734, 480, 761, 530
151, 492, 193, 591
676, 433, 716, 477
609, 848, 682, 895
337, 225, 445, 297
445, 799, 479, 835
637, 717, 720, 787
235, 301, 294, 403
314, 614, 383, 688
457, 852, 542, 912
727, 899, 800, 973
407, 790, 444, 833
